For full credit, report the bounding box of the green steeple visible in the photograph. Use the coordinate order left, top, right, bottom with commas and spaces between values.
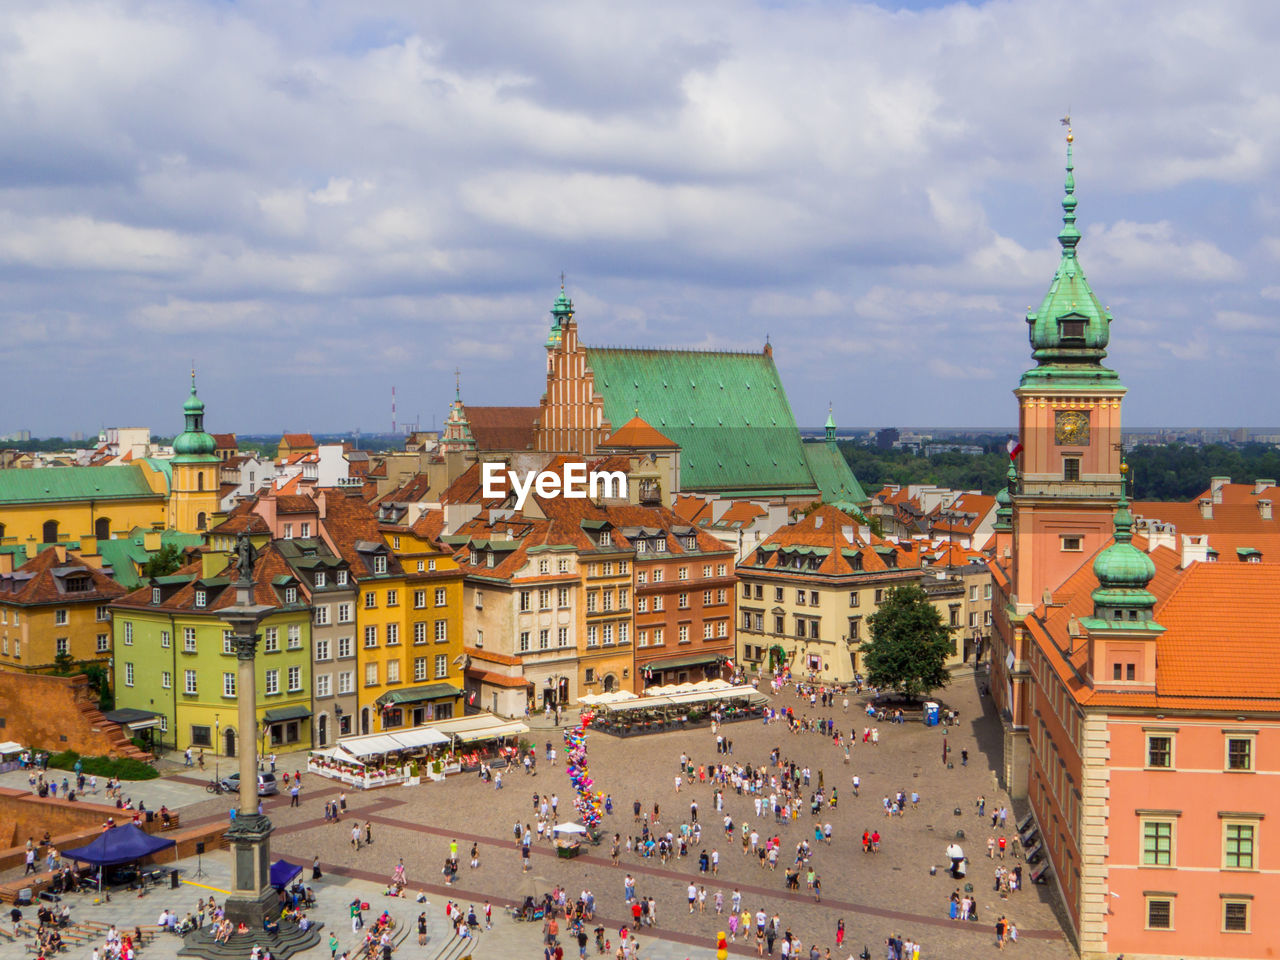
546, 281, 573, 349
824, 405, 836, 443
994, 462, 1015, 531
1022, 130, 1121, 389
172, 370, 217, 460
1090, 493, 1158, 617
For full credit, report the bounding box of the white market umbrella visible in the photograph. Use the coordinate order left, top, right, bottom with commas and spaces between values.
553, 822, 587, 835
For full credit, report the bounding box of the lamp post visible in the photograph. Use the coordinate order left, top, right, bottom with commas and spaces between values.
216, 533, 276, 929
214, 714, 220, 781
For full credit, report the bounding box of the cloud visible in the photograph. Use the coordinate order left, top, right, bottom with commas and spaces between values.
1, 0, 1279, 432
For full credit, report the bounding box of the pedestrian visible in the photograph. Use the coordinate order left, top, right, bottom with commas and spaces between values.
351, 824, 361, 850
184, 747, 193, 768
290, 784, 300, 807
835, 920, 844, 948
329, 931, 340, 958
365, 821, 373, 845
312, 855, 323, 880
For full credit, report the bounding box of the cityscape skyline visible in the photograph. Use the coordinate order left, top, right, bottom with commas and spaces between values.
4, 1, 1280, 433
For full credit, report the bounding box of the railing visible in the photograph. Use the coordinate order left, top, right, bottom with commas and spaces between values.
1018, 479, 1123, 498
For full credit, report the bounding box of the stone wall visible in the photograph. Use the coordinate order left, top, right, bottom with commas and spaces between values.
0, 671, 134, 756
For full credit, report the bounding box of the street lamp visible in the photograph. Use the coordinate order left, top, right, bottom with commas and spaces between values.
214, 714, 220, 781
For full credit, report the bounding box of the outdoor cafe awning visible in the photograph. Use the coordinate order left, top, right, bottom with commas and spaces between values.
427, 713, 530, 742
455, 721, 530, 743
104, 708, 162, 731
335, 726, 451, 757
263, 705, 312, 723
375, 682, 463, 706
645, 652, 721, 671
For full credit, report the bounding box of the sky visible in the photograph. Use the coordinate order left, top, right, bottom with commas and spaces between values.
3, 0, 1280, 437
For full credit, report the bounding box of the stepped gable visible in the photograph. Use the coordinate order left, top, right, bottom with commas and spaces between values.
465, 405, 540, 450
0, 547, 126, 605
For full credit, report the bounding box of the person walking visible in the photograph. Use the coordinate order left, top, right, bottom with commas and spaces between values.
290, 783, 300, 807
364, 821, 373, 846
351, 823, 361, 851
835, 919, 844, 949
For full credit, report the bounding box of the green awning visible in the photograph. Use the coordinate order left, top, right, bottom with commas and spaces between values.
263, 705, 312, 723
375, 683, 462, 706
647, 652, 721, 671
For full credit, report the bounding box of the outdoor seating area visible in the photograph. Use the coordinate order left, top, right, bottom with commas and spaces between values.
585, 682, 769, 736
308, 713, 530, 787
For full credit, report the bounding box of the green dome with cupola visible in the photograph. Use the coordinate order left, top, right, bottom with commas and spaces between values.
172, 372, 218, 460
1091, 492, 1157, 615
994, 463, 1015, 531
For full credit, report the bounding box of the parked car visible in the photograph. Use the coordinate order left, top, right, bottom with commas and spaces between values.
219, 772, 279, 796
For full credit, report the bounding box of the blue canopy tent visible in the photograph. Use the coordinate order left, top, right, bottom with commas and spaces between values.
63, 824, 176, 890
270, 859, 302, 889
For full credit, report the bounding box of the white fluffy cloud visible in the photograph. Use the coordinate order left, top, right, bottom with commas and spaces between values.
0, 0, 1278, 433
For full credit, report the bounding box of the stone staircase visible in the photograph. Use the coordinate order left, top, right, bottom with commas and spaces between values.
176, 921, 324, 960
76, 703, 153, 762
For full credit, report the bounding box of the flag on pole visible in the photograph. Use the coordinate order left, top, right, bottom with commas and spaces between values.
1006, 437, 1024, 461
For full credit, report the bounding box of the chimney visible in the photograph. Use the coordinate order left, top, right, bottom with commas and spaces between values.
1255, 479, 1276, 496
1145, 522, 1176, 554
1181, 534, 1211, 568
54, 544, 66, 563
1210, 476, 1230, 503
0, 554, 12, 574
1259, 499, 1273, 521
1198, 498, 1213, 520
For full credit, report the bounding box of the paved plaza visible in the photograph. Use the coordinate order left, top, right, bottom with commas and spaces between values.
1, 673, 1074, 960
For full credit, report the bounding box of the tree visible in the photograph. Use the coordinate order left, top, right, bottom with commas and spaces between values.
860, 584, 954, 699
140, 543, 183, 579
82, 663, 114, 711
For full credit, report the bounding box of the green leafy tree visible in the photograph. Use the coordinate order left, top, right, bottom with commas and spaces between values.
860, 584, 955, 699
140, 542, 183, 579
83, 663, 114, 711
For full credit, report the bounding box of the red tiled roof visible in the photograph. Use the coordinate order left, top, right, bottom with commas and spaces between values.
0, 548, 126, 605
465, 406, 540, 451
377, 473, 434, 504
744, 503, 918, 577
275, 494, 318, 515
600, 416, 678, 450
281, 433, 315, 448
673, 495, 712, 525
212, 433, 237, 448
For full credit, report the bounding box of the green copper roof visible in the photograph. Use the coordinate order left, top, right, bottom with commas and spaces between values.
802, 440, 867, 504
97, 528, 204, 588
173, 374, 218, 460
585, 346, 830, 495
0, 464, 163, 506
546, 288, 572, 348
1022, 135, 1121, 390
994, 463, 1014, 530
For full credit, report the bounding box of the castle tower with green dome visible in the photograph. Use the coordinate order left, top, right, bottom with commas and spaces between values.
168, 371, 221, 533
1009, 128, 1129, 615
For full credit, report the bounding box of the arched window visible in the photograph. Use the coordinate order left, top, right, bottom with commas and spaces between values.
224, 727, 237, 758
0, 521, 6, 541
197, 471, 205, 492
42, 520, 58, 544
197, 512, 207, 531
94, 517, 111, 541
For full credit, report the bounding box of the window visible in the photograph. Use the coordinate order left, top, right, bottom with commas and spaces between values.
413, 621, 427, 644
151, 588, 161, 605
653, 596, 663, 611
97, 633, 110, 653
1061, 536, 1083, 552
474, 590, 483, 610
314, 571, 326, 588
338, 636, 352, 658
265, 669, 279, 695
289, 624, 303, 648
652, 569, 663, 583
638, 598, 648, 614
619, 587, 629, 608
385, 623, 399, 645
603, 623, 614, 645
678, 593, 689, 609
703, 623, 713, 640
559, 626, 570, 647
96, 605, 110, 621
776, 615, 786, 634
364, 626, 378, 648
386, 660, 399, 683
558, 558, 570, 573
703, 590, 712, 605
678, 566, 689, 581
373, 555, 387, 574
316, 673, 331, 697
1226, 737, 1254, 771
539, 629, 549, 650
519, 590, 531, 612
386, 589, 398, 607
1063, 458, 1081, 482
125, 662, 134, 687
218, 630, 231, 655
338, 671, 354, 694
652, 627, 664, 646
435, 654, 448, 679
223, 673, 236, 697
678, 624, 689, 643
538, 588, 551, 610
263, 627, 278, 651
619, 622, 629, 644
519, 631, 530, 652
1224, 822, 1256, 870
598, 531, 611, 547
337, 570, 348, 586
702, 565, 712, 578
338, 603, 352, 623
1146, 735, 1173, 769
1145, 897, 1172, 931
190, 724, 211, 747
316, 638, 330, 660
435, 588, 447, 607
810, 591, 819, 605
122, 622, 133, 645
314, 605, 330, 625
602, 591, 613, 612
285, 586, 297, 604
283, 523, 293, 539
558, 587, 570, 608
184, 670, 197, 695
434, 620, 447, 643
1223, 900, 1251, 933
1141, 820, 1174, 866
364, 592, 377, 610
161, 670, 171, 689
183, 627, 196, 652
287, 665, 302, 691
364, 663, 378, 686
638, 630, 648, 648
413, 657, 427, 681
587, 625, 599, 647
586, 592, 597, 613
538, 559, 550, 575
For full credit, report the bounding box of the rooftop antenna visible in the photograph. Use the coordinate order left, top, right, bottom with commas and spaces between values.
391, 385, 397, 435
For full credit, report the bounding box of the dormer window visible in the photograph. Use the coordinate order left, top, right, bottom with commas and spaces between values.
684, 536, 697, 551
194, 589, 207, 608
636, 539, 648, 554
285, 586, 298, 604
1060, 317, 1086, 341
336, 570, 348, 586
314, 571, 326, 588
599, 531, 611, 547
373, 555, 387, 575
152, 587, 161, 604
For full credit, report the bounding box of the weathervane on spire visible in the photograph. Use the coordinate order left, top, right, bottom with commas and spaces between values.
1060, 111, 1073, 143
454, 367, 462, 401
560, 270, 565, 291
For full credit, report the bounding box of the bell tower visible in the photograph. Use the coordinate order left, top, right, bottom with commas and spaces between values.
169, 370, 221, 533
1010, 128, 1126, 613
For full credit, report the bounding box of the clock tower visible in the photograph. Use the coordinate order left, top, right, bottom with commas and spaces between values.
1010, 129, 1126, 614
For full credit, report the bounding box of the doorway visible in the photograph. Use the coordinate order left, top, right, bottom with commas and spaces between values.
223, 727, 236, 758
317, 713, 328, 746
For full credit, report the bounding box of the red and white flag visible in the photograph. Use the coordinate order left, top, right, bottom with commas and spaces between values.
1006, 437, 1024, 461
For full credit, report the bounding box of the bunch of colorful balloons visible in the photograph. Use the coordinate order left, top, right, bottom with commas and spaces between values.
563, 709, 602, 829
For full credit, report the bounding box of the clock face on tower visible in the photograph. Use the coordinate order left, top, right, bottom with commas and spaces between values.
1055, 410, 1091, 446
